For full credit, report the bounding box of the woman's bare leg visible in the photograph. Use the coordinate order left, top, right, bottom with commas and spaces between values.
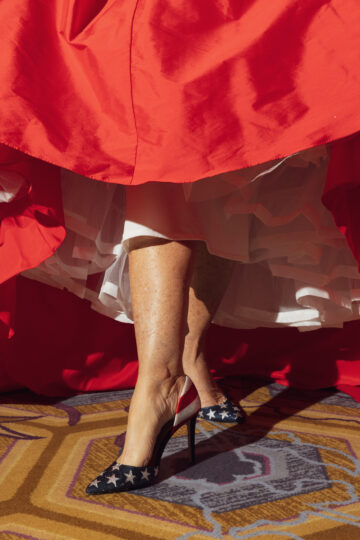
182, 241, 236, 407
119, 238, 194, 467
119, 238, 235, 466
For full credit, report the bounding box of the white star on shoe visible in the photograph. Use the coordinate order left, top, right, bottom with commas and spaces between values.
141, 468, 150, 481
198, 410, 204, 418
106, 474, 118, 487
112, 463, 121, 471
89, 479, 99, 488
207, 409, 216, 420
220, 411, 229, 420
219, 402, 228, 409
124, 469, 135, 484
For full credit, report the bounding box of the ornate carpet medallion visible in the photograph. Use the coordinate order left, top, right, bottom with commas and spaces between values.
1, 381, 360, 539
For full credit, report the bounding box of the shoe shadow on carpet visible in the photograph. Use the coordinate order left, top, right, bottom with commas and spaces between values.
156, 378, 340, 484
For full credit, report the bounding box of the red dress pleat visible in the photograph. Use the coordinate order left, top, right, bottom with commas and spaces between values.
0, 0, 359, 184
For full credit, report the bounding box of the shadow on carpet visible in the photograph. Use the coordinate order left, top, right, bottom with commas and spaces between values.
1, 377, 360, 539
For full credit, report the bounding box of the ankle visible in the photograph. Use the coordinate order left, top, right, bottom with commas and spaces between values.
118, 374, 186, 467
183, 354, 226, 407
138, 359, 184, 385
136, 369, 185, 388
131, 373, 187, 419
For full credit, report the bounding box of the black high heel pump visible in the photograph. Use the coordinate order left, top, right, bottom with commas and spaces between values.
86, 377, 200, 494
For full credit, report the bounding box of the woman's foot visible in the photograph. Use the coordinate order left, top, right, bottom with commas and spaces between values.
86, 375, 200, 494
119, 374, 186, 467
183, 349, 245, 423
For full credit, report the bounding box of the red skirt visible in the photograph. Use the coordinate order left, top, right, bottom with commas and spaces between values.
0, 0, 360, 184
1, 0, 360, 338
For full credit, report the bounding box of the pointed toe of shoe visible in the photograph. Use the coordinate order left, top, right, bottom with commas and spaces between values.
86, 377, 199, 495
86, 463, 159, 495
86, 482, 102, 495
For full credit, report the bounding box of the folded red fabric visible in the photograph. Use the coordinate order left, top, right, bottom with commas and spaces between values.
0, 1, 359, 184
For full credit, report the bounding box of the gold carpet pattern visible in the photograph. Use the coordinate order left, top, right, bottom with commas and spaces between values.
1, 379, 360, 539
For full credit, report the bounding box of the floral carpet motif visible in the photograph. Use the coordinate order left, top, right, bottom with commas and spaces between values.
1, 379, 360, 539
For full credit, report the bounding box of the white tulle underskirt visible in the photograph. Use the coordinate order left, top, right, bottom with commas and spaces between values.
22, 145, 360, 331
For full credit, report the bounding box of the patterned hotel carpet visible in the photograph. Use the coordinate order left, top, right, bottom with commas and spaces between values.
1, 379, 360, 540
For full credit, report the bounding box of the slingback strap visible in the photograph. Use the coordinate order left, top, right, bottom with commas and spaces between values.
173, 376, 200, 429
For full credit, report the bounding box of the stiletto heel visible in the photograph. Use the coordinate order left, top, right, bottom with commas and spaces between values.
86, 376, 200, 495
187, 416, 196, 464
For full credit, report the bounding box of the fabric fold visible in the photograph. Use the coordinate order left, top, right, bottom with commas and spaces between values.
20, 145, 360, 331
0, 0, 360, 184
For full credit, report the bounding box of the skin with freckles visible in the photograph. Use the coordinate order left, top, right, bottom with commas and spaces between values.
118, 237, 235, 467
119, 238, 193, 466
182, 241, 235, 407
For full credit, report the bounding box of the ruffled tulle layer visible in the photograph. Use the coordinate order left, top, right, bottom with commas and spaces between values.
20, 145, 360, 331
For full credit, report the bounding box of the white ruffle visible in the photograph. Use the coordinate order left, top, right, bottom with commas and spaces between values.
22, 145, 360, 330
0, 170, 28, 203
